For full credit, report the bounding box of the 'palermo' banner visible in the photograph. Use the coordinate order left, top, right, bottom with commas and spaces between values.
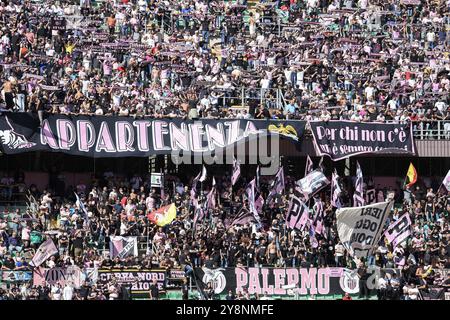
309, 121, 415, 161
0, 114, 305, 158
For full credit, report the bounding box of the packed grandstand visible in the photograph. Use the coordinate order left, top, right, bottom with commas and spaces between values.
0, 0, 449, 301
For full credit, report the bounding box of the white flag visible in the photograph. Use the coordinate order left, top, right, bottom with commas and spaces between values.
442, 169, 450, 191
30, 238, 58, 267
199, 165, 207, 182
336, 201, 393, 259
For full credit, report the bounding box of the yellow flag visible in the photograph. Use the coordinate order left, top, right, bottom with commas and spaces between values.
405, 163, 417, 188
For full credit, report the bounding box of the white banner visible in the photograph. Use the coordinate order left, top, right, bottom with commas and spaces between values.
336, 201, 393, 259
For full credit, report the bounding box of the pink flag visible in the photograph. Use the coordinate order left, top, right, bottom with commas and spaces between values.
255, 194, 264, 213
205, 177, 216, 209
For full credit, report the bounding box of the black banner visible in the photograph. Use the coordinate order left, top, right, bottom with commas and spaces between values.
195, 267, 360, 297
96, 268, 168, 298
309, 121, 415, 160
193, 267, 419, 297
0, 114, 306, 158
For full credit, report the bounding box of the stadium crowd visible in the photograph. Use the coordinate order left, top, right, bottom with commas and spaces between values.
0, 166, 449, 300
0, 0, 449, 301
0, 0, 448, 123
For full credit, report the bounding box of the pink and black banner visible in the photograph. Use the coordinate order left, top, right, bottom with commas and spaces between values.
384, 213, 412, 248
309, 121, 415, 161
0, 114, 306, 158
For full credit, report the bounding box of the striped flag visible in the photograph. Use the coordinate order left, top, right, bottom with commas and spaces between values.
353, 161, 365, 207
246, 179, 260, 224
230, 207, 258, 226
305, 155, 313, 176
30, 238, 58, 267
268, 166, 285, 202
331, 170, 342, 208
231, 158, 241, 186
384, 212, 412, 249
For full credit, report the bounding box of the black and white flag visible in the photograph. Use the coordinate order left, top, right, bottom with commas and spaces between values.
267, 167, 285, 202
305, 155, 313, 176
353, 161, 365, 207
285, 194, 309, 231
295, 170, 330, 200
331, 170, 342, 208
245, 179, 260, 225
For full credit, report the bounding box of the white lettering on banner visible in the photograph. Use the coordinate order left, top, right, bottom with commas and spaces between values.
97, 270, 166, 291
310, 121, 414, 161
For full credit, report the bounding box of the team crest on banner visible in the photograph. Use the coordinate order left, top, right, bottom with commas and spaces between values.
339, 269, 360, 294
0, 116, 36, 149
201, 268, 227, 294
267, 123, 299, 140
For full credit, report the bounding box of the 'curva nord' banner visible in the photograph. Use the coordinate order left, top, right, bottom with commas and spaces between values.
309, 121, 415, 160
0, 114, 305, 158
